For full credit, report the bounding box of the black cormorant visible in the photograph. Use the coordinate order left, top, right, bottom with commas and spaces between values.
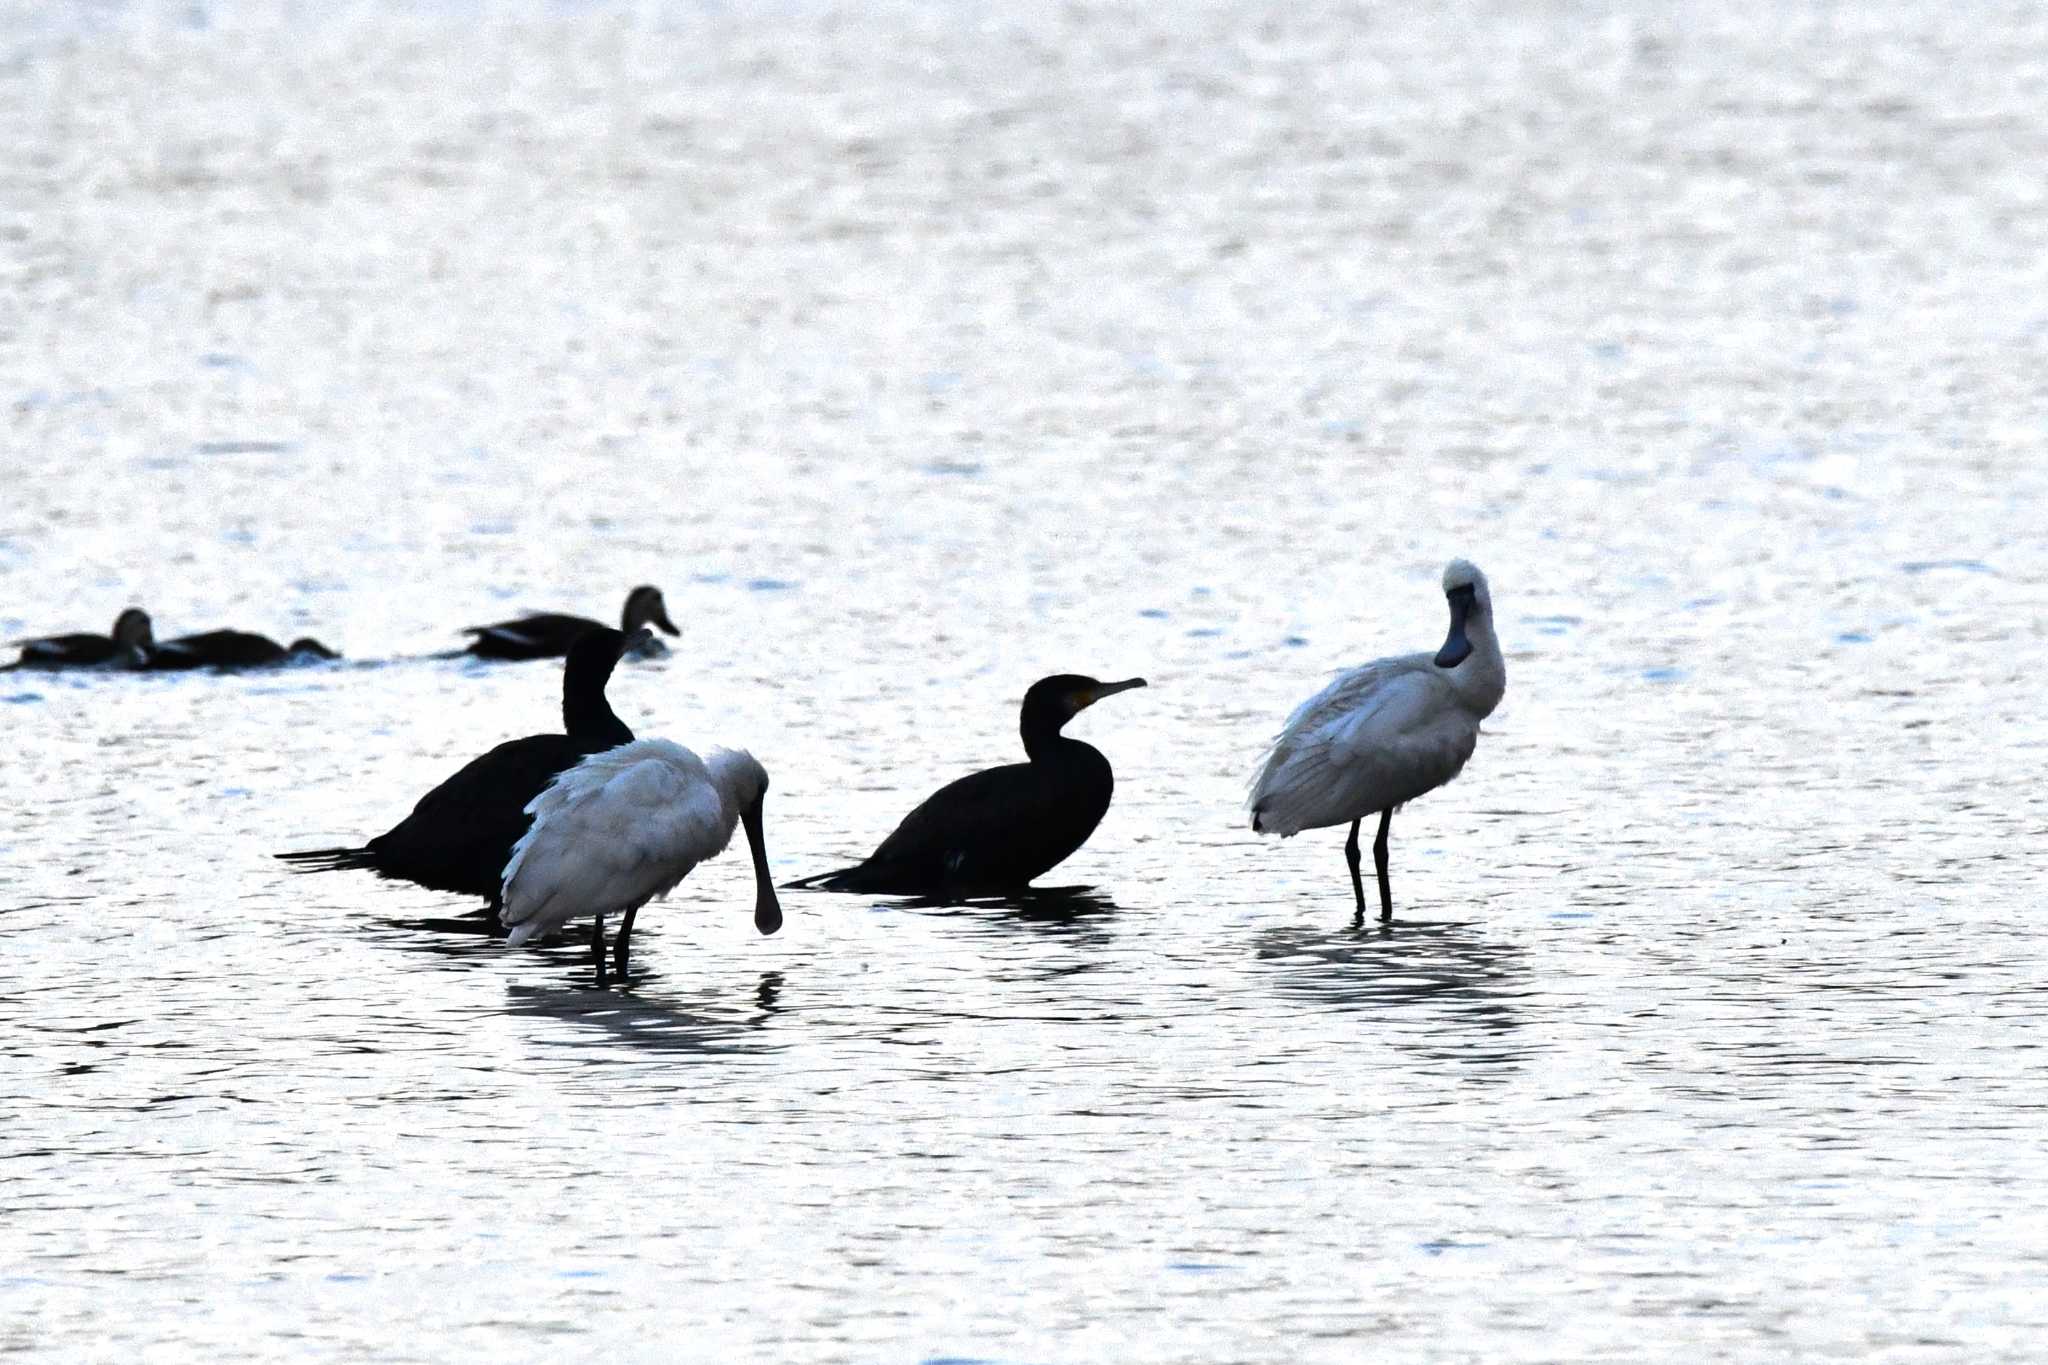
277, 626, 645, 914
789, 673, 1147, 894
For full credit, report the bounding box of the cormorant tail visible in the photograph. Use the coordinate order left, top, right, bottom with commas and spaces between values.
275, 847, 380, 874
781, 864, 879, 892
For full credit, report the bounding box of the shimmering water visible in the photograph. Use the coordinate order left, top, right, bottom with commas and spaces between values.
5, 1, 2048, 1358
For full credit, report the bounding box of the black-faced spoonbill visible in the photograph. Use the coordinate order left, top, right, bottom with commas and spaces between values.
3, 608, 153, 670
786, 673, 1147, 895
276, 626, 647, 914
1250, 561, 1505, 925
500, 742, 781, 984
460, 584, 678, 661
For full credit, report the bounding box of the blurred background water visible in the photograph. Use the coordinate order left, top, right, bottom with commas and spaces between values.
3, 1, 2046, 1359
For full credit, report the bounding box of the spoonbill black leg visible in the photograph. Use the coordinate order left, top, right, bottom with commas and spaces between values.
614, 905, 639, 979
1372, 808, 1393, 923
591, 912, 608, 987
1343, 818, 1365, 927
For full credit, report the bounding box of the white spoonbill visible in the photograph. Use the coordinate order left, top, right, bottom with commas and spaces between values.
1249, 560, 1505, 925
500, 740, 782, 984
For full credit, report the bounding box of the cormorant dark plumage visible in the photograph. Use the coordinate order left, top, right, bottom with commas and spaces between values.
277, 626, 645, 913
788, 673, 1147, 894
459, 584, 678, 661
4, 608, 153, 670
147, 630, 340, 670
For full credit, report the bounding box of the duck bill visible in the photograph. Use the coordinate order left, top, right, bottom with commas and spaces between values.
652, 604, 680, 636
742, 798, 783, 936
1434, 589, 1474, 669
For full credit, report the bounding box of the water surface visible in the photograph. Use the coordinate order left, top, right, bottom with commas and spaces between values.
4, 2, 2047, 1359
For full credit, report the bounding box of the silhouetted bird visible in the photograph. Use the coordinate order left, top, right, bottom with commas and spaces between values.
147, 630, 339, 670
459, 585, 678, 661
4, 608, 153, 670
788, 674, 1146, 894
277, 626, 646, 915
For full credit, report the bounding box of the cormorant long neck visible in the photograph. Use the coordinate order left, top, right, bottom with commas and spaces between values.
1020, 703, 1083, 764
561, 630, 632, 745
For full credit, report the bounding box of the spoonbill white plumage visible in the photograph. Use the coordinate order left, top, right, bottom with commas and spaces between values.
500, 740, 782, 984
1249, 560, 1505, 925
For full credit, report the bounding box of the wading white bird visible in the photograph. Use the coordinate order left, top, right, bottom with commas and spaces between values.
500, 740, 782, 984
1250, 560, 1506, 925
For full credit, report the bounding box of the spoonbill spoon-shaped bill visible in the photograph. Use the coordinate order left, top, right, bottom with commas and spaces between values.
462, 584, 679, 661
785, 673, 1147, 894
275, 626, 647, 911
500, 740, 780, 984
1249, 560, 1505, 925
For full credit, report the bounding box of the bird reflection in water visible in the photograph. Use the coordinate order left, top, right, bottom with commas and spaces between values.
882, 884, 1121, 931
1253, 919, 1533, 1068
361, 912, 508, 966
753, 970, 784, 1020
500, 970, 789, 1057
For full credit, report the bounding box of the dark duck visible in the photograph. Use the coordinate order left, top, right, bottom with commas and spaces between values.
278, 626, 645, 916
458, 584, 678, 661
788, 673, 1147, 894
147, 630, 339, 670
4, 608, 154, 670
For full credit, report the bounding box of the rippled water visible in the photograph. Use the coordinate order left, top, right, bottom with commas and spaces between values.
5, 1, 2048, 1358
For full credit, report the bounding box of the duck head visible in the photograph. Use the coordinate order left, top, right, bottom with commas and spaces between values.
622, 585, 679, 637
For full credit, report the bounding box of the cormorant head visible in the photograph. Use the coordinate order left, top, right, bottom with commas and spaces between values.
1021, 673, 1149, 737
623, 585, 679, 636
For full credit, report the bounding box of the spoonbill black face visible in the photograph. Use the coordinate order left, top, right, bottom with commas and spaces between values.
1435, 584, 1477, 669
